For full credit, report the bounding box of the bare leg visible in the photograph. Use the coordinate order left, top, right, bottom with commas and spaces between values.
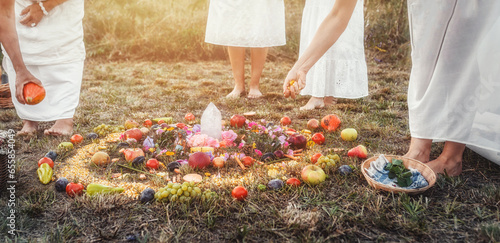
227, 46, 246, 98
248, 47, 268, 98
324, 96, 338, 106
426, 141, 465, 176
17, 120, 38, 136
44, 118, 73, 136
300, 96, 325, 110
404, 137, 432, 163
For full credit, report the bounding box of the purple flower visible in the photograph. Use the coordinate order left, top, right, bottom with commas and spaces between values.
156, 129, 164, 135
142, 136, 155, 151
192, 124, 201, 133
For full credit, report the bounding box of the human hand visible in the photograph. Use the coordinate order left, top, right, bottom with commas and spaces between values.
283, 69, 307, 99
15, 68, 43, 104
20, 3, 44, 27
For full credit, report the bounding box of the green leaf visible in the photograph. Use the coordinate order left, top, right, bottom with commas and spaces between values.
392, 159, 403, 166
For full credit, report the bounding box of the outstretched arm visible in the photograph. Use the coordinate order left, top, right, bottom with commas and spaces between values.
0, 0, 42, 104
284, 0, 358, 98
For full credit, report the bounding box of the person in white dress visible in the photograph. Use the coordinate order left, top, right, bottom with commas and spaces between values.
404, 0, 500, 176
283, 0, 361, 101
2, 0, 85, 136
0, 0, 42, 98
296, 0, 368, 110
205, 0, 286, 98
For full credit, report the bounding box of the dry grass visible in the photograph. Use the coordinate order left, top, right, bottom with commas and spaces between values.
1, 0, 499, 242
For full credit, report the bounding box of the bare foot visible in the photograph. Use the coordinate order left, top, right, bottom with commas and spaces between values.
426, 141, 465, 176
17, 120, 38, 136
226, 87, 245, 98
300, 97, 324, 110
44, 118, 73, 136
404, 137, 432, 163
247, 89, 262, 99
324, 96, 338, 106
426, 156, 462, 176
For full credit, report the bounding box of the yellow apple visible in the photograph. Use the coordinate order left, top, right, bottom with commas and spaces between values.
341, 128, 358, 141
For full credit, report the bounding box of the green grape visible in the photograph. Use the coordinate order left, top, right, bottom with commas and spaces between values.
160, 191, 168, 199
190, 191, 197, 197
194, 187, 201, 193
177, 190, 183, 196
173, 184, 181, 189
182, 185, 188, 191
170, 189, 177, 195
154, 192, 160, 199
187, 187, 192, 192
171, 195, 178, 202
184, 191, 190, 197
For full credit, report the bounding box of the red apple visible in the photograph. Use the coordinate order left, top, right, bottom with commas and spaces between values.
301, 165, 326, 185
287, 133, 307, 150
146, 158, 160, 170
70, 134, 84, 145
122, 148, 145, 162
311, 133, 325, 145
123, 128, 143, 141
185, 113, 195, 122
280, 116, 292, 126
347, 145, 368, 159
231, 186, 248, 201
241, 156, 254, 166
143, 119, 153, 128
230, 114, 246, 128
188, 152, 211, 169
286, 178, 301, 186
310, 153, 322, 164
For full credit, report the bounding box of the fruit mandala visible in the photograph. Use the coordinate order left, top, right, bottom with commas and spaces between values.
49, 114, 360, 202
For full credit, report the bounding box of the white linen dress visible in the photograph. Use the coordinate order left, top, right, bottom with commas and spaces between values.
299, 0, 368, 98
205, 0, 286, 47
407, 0, 500, 164
2, 0, 85, 121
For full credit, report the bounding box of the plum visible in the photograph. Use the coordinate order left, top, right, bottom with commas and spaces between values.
55, 177, 69, 192
132, 156, 145, 167
267, 179, 284, 190
86, 133, 98, 140
167, 161, 181, 172
140, 188, 155, 203
45, 151, 57, 162
338, 165, 353, 176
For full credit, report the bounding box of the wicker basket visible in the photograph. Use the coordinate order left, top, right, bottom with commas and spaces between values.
0, 84, 13, 109
361, 155, 437, 195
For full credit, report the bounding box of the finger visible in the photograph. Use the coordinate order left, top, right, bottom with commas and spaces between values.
283, 89, 290, 98
15, 86, 26, 105
19, 15, 31, 25
20, 7, 30, 16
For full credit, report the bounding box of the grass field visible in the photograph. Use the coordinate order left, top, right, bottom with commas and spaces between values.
1, 0, 500, 242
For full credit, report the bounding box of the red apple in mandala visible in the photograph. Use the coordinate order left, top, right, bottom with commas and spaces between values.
230, 115, 246, 128
123, 128, 143, 141
311, 133, 325, 145
347, 145, 368, 159
280, 116, 292, 126
287, 133, 307, 150
123, 148, 145, 162
301, 165, 326, 186
188, 152, 211, 169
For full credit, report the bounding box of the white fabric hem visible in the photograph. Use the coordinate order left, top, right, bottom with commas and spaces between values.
205, 41, 286, 48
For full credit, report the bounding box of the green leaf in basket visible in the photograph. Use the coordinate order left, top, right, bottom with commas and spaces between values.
388, 171, 396, 179
392, 159, 403, 166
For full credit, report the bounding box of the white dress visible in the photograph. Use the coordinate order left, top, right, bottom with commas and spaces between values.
299, 0, 368, 98
205, 0, 286, 47
407, 0, 500, 164
1, 0, 85, 121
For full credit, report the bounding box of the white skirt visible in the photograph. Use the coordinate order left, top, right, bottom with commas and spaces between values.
205, 0, 286, 47
407, 0, 500, 164
3, 58, 84, 121
299, 0, 368, 98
